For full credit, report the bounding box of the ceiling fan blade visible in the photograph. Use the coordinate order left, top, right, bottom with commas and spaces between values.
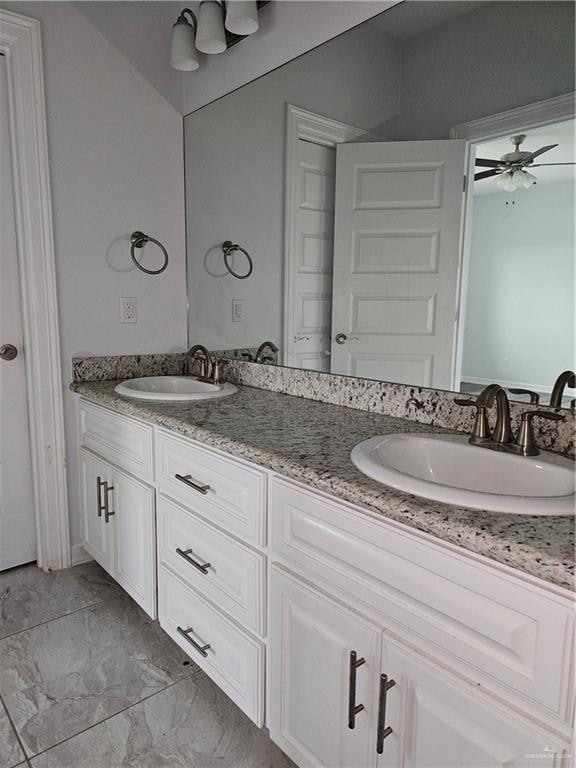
522, 144, 559, 163
529, 162, 576, 167
474, 169, 500, 181
475, 158, 502, 168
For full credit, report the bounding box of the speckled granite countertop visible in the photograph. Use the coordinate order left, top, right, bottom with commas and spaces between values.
71, 380, 575, 591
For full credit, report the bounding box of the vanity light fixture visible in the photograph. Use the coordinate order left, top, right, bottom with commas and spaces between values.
170, 1, 267, 71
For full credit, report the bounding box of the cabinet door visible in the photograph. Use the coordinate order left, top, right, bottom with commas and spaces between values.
269, 566, 381, 768
109, 466, 156, 618
80, 449, 113, 573
378, 639, 566, 768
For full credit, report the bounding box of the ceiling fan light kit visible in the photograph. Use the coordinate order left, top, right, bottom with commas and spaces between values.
474, 133, 573, 191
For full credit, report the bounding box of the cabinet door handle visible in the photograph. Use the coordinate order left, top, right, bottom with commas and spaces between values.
348, 650, 366, 729
376, 673, 396, 754
96, 476, 106, 517
104, 483, 115, 523
174, 473, 210, 495
176, 626, 211, 657
176, 547, 212, 575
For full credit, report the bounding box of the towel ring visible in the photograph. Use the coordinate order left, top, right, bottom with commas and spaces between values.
222, 241, 253, 280
130, 231, 169, 275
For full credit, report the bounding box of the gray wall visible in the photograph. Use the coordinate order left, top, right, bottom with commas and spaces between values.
4, 2, 187, 554
399, 1, 575, 140
462, 182, 575, 393
186, 22, 402, 349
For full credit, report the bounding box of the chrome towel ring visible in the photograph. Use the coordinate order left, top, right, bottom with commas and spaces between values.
222, 241, 253, 279
130, 231, 169, 275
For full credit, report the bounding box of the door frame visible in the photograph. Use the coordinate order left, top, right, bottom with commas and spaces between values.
0, 9, 70, 569
450, 92, 576, 389
283, 105, 374, 367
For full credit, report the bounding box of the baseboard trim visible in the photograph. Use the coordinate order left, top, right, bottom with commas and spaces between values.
70, 543, 93, 566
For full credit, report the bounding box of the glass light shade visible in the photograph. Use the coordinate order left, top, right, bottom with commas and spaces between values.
496, 171, 517, 192
196, 1, 227, 54
522, 170, 537, 188
170, 20, 200, 71
225, 0, 259, 36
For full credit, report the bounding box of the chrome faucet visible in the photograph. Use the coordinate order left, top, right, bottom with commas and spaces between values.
456, 383, 564, 456
188, 344, 213, 380
255, 340, 279, 364
549, 370, 575, 408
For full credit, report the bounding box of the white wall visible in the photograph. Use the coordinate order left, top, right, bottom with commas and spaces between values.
3, 2, 187, 550
399, 1, 575, 140
183, 0, 399, 115
462, 182, 575, 392
185, 21, 402, 348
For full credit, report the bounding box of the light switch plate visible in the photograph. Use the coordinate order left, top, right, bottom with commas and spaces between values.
232, 299, 245, 322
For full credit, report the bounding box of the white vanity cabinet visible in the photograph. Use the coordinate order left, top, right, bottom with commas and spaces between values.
75, 397, 574, 766
268, 478, 574, 768
78, 401, 156, 618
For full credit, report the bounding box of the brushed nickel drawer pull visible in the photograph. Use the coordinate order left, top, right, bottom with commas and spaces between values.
348, 650, 366, 729
96, 476, 106, 518
175, 473, 210, 495
176, 626, 211, 657
176, 547, 211, 575
104, 483, 115, 523
376, 673, 396, 754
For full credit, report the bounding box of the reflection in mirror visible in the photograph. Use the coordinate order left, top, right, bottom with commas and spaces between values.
185, 1, 575, 406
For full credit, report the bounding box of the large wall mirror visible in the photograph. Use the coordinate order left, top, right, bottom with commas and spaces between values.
185, 0, 575, 407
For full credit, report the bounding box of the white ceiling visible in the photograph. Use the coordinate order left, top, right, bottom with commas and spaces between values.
369, 0, 491, 41
474, 119, 576, 195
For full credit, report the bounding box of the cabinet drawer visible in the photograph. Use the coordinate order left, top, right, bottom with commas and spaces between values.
156, 429, 266, 546
158, 566, 264, 726
157, 495, 265, 635
78, 399, 153, 482
270, 478, 574, 725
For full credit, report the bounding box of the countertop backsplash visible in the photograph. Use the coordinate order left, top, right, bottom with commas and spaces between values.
72, 352, 575, 457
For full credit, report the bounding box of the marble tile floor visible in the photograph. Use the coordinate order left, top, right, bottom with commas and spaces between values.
0, 563, 295, 768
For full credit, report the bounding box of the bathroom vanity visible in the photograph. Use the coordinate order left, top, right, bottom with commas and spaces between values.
73, 384, 574, 767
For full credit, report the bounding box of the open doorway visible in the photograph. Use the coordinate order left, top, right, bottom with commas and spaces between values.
456, 119, 575, 406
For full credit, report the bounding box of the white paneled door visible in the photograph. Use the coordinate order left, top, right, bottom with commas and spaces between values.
0, 54, 36, 570
331, 140, 467, 388
285, 138, 336, 372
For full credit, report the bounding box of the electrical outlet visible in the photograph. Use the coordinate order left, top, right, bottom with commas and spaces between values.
232, 299, 245, 323
120, 297, 137, 324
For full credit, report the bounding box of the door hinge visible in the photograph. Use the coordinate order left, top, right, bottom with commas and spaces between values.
463, 174, 468, 192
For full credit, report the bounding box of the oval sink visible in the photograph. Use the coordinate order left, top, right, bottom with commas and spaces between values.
351, 433, 575, 516
115, 376, 237, 402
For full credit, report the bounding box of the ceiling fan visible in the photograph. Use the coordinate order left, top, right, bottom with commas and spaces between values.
474, 134, 575, 186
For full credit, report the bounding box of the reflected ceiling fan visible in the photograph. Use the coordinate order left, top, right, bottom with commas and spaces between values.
474, 134, 575, 191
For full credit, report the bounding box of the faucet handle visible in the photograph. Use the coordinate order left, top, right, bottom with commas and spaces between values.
509, 388, 540, 405
515, 410, 566, 456
455, 399, 490, 441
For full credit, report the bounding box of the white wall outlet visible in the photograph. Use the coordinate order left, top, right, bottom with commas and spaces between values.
120, 297, 137, 324
232, 299, 245, 322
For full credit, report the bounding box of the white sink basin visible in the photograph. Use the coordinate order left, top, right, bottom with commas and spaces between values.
351, 433, 575, 516
115, 376, 237, 402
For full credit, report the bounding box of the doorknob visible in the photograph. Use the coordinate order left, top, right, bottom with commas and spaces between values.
0, 344, 18, 361
335, 333, 348, 345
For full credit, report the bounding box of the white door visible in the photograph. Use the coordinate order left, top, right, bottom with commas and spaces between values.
378, 639, 565, 768
331, 140, 467, 388
110, 466, 156, 618
0, 54, 36, 571
285, 139, 336, 372
269, 566, 381, 768
80, 449, 113, 574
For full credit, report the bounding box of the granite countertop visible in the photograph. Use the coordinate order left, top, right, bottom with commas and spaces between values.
71, 380, 575, 591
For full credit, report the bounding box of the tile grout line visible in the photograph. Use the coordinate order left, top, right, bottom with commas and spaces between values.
24, 667, 203, 763
0, 592, 123, 643
0, 693, 32, 765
